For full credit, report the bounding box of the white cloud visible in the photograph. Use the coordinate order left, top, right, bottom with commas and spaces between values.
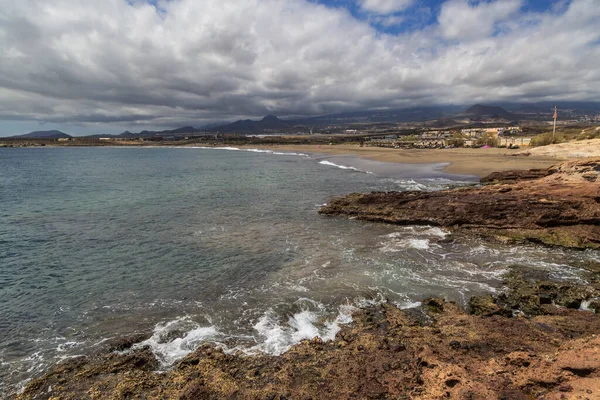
358, 0, 414, 15
0, 0, 598, 132
438, 0, 522, 40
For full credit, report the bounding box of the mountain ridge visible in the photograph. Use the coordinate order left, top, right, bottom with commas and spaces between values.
11, 130, 71, 139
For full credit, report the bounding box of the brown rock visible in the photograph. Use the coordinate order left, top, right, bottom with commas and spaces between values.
319, 158, 600, 249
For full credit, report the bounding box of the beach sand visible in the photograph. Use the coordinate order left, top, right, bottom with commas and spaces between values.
238, 144, 565, 177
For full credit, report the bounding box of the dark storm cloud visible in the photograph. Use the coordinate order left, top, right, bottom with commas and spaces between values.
0, 0, 598, 130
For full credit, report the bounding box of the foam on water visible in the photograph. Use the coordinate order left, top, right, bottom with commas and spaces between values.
136, 301, 358, 365
381, 238, 432, 252
248, 302, 356, 356
135, 317, 221, 367
579, 299, 599, 312
379, 227, 451, 252
318, 160, 362, 171
186, 146, 309, 158
386, 177, 474, 192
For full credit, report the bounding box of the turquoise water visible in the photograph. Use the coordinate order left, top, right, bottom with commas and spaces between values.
0, 147, 596, 395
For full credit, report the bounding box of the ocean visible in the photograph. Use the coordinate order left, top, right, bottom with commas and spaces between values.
0, 147, 596, 396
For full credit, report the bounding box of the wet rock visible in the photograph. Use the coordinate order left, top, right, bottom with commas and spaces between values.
469, 294, 506, 316
19, 291, 600, 400
320, 158, 600, 249
104, 332, 151, 352
423, 297, 446, 314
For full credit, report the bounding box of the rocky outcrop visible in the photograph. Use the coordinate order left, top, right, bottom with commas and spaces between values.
18, 269, 600, 400
320, 158, 600, 249
480, 168, 550, 184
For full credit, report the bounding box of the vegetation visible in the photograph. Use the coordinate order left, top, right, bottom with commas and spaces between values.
475, 132, 499, 147
577, 127, 600, 140
529, 132, 565, 147
447, 133, 466, 147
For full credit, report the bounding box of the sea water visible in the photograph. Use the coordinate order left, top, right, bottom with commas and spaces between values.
0, 147, 597, 396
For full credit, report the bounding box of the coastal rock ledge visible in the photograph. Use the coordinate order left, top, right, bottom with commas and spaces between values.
16, 268, 600, 400
320, 158, 600, 249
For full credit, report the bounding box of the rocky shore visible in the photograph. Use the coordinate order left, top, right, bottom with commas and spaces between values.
17, 264, 600, 399
15, 158, 600, 400
320, 158, 600, 249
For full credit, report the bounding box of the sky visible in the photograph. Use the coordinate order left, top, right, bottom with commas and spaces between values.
0, 0, 599, 136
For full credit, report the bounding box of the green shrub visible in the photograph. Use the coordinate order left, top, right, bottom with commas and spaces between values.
529, 132, 565, 147
447, 134, 465, 147
577, 128, 600, 140
475, 133, 499, 147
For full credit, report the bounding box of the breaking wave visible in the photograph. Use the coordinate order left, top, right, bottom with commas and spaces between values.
318, 160, 362, 171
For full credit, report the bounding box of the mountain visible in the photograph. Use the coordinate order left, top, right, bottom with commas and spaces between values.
91, 126, 204, 138
11, 130, 72, 139
211, 115, 290, 133
289, 106, 463, 125
457, 104, 517, 121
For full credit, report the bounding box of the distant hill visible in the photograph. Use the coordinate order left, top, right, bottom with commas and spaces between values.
12, 130, 71, 139
85, 126, 204, 139
210, 115, 291, 133
426, 117, 461, 128
289, 106, 463, 125
457, 104, 517, 121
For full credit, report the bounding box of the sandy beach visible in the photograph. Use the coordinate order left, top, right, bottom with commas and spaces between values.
237, 144, 567, 177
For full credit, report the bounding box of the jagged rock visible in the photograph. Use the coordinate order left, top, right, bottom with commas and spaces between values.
20, 282, 600, 400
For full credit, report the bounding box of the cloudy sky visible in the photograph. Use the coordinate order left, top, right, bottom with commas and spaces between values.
0, 0, 599, 136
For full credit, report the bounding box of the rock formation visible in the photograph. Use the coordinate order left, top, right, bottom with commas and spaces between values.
320, 158, 600, 249
18, 266, 600, 400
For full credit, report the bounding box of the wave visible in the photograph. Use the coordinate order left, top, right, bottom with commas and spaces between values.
134, 301, 357, 368
248, 304, 355, 356
134, 317, 222, 367
318, 160, 361, 171
385, 177, 473, 192
186, 146, 309, 158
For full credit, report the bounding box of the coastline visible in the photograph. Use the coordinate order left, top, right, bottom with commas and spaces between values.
19, 264, 600, 400
9, 151, 600, 399
235, 144, 565, 177
0, 141, 572, 178
12, 156, 600, 400
320, 158, 600, 250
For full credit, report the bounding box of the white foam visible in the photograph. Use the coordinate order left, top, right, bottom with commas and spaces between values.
381, 238, 431, 252
211, 146, 241, 151
580, 299, 598, 312
250, 304, 355, 356
318, 160, 360, 171
395, 300, 422, 309
423, 227, 449, 238
386, 227, 448, 239
135, 317, 221, 367
187, 146, 309, 158
392, 179, 428, 191
56, 342, 80, 352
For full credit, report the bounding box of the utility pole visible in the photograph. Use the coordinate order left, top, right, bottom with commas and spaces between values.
552, 105, 558, 141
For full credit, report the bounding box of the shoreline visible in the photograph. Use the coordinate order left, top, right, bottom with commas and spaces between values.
320, 158, 600, 250
12, 157, 600, 399
235, 144, 566, 177
0, 142, 571, 178
18, 264, 600, 400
